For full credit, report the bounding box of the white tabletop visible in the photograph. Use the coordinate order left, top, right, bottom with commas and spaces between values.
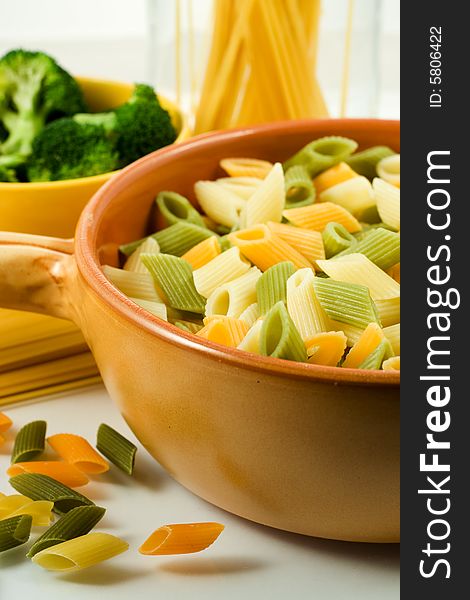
0, 385, 399, 599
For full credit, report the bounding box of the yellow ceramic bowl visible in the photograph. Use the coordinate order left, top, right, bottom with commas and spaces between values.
0, 77, 190, 238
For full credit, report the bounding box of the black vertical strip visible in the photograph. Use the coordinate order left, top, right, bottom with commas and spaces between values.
401, 2, 468, 597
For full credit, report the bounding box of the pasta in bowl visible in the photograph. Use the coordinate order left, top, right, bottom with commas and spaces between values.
0, 119, 400, 542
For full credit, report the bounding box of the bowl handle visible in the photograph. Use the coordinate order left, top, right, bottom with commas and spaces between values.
0, 232, 76, 321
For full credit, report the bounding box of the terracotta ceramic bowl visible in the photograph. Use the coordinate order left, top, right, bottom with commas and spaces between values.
0, 77, 190, 238
0, 119, 400, 542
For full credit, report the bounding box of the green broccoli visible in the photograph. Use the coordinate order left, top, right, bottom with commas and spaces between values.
73, 83, 177, 167
0, 49, 87, 162
27, 118, 119, 182
0, 154, 24, 182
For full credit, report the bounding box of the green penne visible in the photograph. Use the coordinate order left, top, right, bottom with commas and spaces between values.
284, 165, 315, 209
359, 339, 394, 370
322, 222, 357, 258
346, 146, 395, 180
141, 253, 206, 314
340, 228, 400, 270
283, 136, 358, 177
219, 235, 233, 251
154, 222, 217, 256
11, 420, 46, 464
0, 514, 33, 553
156, 191, 206, 228
172, 320, 203, 333
119, 236, 148, 257
259, 301, 307, 362
313, 278, 381, 330
9, 473, 95, 516
256, 262, 296, 315
26, 505, 106, 558
96, 424, 137, 475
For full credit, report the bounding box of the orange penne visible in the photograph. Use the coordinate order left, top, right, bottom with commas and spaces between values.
182, 236, 221, 269
283, 202, 362, 233
387, 262, 400, 283
228, 224, 312, 271
305, 331, 348, 366
313, 162, 359, 195
0, 411, 13, 433
266, 221, 325, 264
220, 157, 273, 179
139, 522, 225, 555
342, 323, 386, 369
47, 434, 109, 474
7, 461, 89, 487
197, 316, 249, 347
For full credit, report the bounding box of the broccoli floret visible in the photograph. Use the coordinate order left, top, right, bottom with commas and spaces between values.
27, 118, 119, 182
0, 163, 18, 182
0, 153, 25, 182
72, 83, 177, 167
0, 49, 87, 161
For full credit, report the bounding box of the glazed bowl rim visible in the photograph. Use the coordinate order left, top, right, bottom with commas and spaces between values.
76, 118, 400, 388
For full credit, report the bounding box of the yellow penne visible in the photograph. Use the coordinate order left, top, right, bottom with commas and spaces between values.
103, 265, 164, 303
123, 237, 160, 273
383, 323, 400, 355
316, 254, 400, 300
216, 176, 262, 199
283, 202, 362, 233
238, 302, 260, 327
286, 269, 329, 340
342, 323, 386, 369
8, 500, 53, 527
197, 316, 249, 347
205, 267, 261, 318
193, 246, 251, 298
242, 162, 284, 227
377, 154, 400, 187
228, 224, 312, 271
237, 319, 264, 353
32, 533, 129, 571
139, 522, 224, 555
182, 236, 221, 269
383, 356, 400, 370
220, 157, 273, 178
313, 162, 359, 195
47, 433, 109, 475
129, 298, 168, 321
375, 297, 400, 327
318, 176, 375, 216
304, 331, 347, 366
0, 494, 33, 519
373, 177, 400, 230
194, 180, 244, 227
266, 221, 325, 264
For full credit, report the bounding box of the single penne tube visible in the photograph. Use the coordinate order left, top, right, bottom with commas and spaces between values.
377, 154, 400, 187
0, 494, 33, 520
182, 236, 221, 270
129, 298, 168, 321
267, 222, 325, 263
0, 514, 32, 553
286, 269, 329, 340
343, 227, 400, 270
346, 146, 394, 180
283, 202, 362, 233
375, 297, 400, 327
322, 222, 356, 258
193, 246, 250, 298
205, 267, 261, 318
304, 331, 348, 366
32, 532, 129, 571
216, 176, 262, 199
318, 176, 375, 216
7, 500, 53, 527
313, 161, 359, 195
284, 165, 315, 209
237, 319, 264, 354
316, 253, 400, 300
373, 177, 400, 230
7, 462, 90, 488
123, 237, 160, 273
383, 356, 400, 370
11, 420, 47, 464
243, 162, 285, 227
228, 224, 312, 271
194, 180, 243, 227
140, 522, 225, 556
283, 136, 358, 177
342, 323, 386, 369
47, 434, 109, 475
196, 316, 249, 347
0, 412, 12, 433
238, 302, 260, 327
256, 261, 296, 315
383, 323, 400, 355
154, 222, 217, 256
96, 424, 137, 476
103, 266, 164, 303
156, 191, 206, 229
220, 157, 273, 178
259, 302, 307, 362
